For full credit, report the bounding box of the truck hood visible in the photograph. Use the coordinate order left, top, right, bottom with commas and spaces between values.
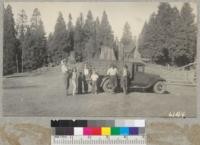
145, 72, 166, 81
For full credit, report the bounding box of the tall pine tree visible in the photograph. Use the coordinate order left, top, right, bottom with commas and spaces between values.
174, 3, 197, 66
83, 10, 95, 59
3, 5, 17, 75
30, 8, 47, 69
47, 32, 54, 64
138, 9, 158, 62
121, 22, 135, 60
153, 2, 174, 65
94, 17, 101, 58
22, 26, 33, 70
48, 12, 68, 64
100, 11, 114, 48
74, 13, 84, 61
22, 8, 47, 71
16, 9, 28, 39
139, 2, 196, 66
65, 14, 74, 53
138, 21, 152, 59
16, 9, 28, 72
165, 7, 182, 65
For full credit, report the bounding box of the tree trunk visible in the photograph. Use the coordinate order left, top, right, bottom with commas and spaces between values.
16, 55, 19, 73
21, 50, 23, 72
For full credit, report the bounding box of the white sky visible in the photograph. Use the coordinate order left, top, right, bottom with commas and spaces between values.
5, 2, 197, 38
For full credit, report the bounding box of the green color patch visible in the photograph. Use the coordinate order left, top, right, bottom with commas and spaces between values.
111, 127, 120, 135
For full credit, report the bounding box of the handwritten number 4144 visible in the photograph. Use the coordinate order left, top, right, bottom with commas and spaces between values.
168, 112, 186, 118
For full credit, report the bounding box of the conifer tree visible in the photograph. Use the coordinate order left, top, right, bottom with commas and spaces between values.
94, 17, 101, 57
65, 14, 74, 53
121, 22, 134, 55
20, 8, 47, 71
167, 7, 181, 65
48, 12, 68, 64
84, 10, 95, 40
29, 8, 47, 69
83, 10, 95, 59
138, 21, 149, 58
47, 33, 54, 63
74, 13, 84, 61
100, 11, 114, 48
153, 2, 174, 64
138, 2, 196, 66
174, 3, 197, 66
3, 5, 17, 75
16, 9, 28, 72
22, 26, 33, 71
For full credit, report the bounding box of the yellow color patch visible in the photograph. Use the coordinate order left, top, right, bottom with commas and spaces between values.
101, 127, 111, 135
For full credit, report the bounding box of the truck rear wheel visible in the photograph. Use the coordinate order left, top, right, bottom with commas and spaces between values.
102, 79, 113, 93
153, 81, 166, 94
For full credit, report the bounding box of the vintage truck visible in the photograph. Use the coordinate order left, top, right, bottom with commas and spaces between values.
84, 60, 167, 94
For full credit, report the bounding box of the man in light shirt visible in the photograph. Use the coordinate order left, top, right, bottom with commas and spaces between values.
121, 64, 130, 94
91, 69, 99, 94
61, 59, 71, 96
107, 64, 118, 93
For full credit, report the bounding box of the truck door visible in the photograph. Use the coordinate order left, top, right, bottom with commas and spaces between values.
130, 64, 149, 87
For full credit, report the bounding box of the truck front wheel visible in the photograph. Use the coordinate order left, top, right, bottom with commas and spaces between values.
102, 79, 113, 93
153, 81, 166, 94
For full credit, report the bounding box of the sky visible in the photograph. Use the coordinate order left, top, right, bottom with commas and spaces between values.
5, 2, 197, 38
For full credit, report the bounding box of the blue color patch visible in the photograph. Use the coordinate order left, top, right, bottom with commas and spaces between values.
120, 127, 129, 135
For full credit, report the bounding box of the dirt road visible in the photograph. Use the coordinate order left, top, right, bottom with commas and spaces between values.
2, 66, 197, 117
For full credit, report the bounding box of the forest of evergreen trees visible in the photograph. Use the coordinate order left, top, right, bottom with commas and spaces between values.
138, 3, 197, 66
3, 2, 197, 75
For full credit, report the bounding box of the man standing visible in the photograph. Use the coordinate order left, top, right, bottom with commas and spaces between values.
91, 69, 99, 94
71, 67, 78, 96
61, 59, 71, 96
121, 65, 130, 94
77, 72, 84, 94
83, 63, 90, 93
107, 64, 118, 93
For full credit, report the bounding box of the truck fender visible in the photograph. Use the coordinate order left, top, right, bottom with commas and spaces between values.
100, 76, 110, 87
152, 79, 166, 86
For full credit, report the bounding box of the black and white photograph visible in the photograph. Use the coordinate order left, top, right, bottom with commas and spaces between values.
2, 1, 197, 117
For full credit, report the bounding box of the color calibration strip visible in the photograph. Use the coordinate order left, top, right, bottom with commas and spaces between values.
51, 120, 146, 145
51, 120, 145, 136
